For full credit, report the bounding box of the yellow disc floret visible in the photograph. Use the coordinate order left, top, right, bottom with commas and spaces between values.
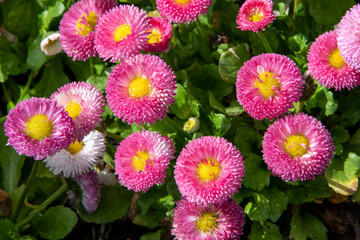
128, 77, 150, 98
114, 24, 131, 42
147, 29, 162, 44
67, 139, 84, 155
76, 12, 98, 36
248, 9, 264, 22
196, 212, 218, 233
132, 150, 151, 171
328, 48, 346, 69
197, 159, 221, 182
174, 0, 191, 4
284, 134, 310, 157
25, 114, 53, 140
65, 102, 82, 119
254, 71, 280, 98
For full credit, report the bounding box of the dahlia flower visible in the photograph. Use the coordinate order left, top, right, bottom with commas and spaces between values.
156, 0, 211, 23
236, 0, 276, 32
51, 81, 105, 141
40, 32, 62, 56
114, 130, 175, 192
337, 4, 360, 71
174, 136, 245, 205
4, 98, 74, 160
106, 54, 176, 125
95, 4, 148, 62
44, 130, 106, 178
172, 198, 245, 240
59, 0, 117, 61
143, 17, 173, 53
262, 113, 335, 182
236, 53, 304, 121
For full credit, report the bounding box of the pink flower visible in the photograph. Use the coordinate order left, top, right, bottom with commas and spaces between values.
262, 113, 335, 182
59, 0, 117, 61
95, 4, 148, 62
236, 0, 276, 32
156, 0, 211, 23
114, 130, 175, 192
236, 53, 304, 121
106, 54, 176, 125
337, 4, 360, 71
174, 136, 245, 205
51, 81, 105, 141
4, 97, 74, 160
143, 17, 173, 53
172, 198, 245, 240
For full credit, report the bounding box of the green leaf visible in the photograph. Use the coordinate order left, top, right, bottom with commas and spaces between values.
225, 100, 245, 117
208, 91, 226, 113
208, 112, 231, 137
344, 153, 360, 180
264, 187, 289, 222
26, 35, 52, 71
249, 221, 282, 240
234, 125, 262, 157
133, 207, 167, 229
38, 1, 65, 34
86, 75, 108, 92
245, 193, 270, 222
137, 185, 173, 215
347, 128, 360, 156
243, 154, 270, 191
324, 89, 338, 116
32, 206, 78, 240
250, 28, 278, 55
140, 229, 163, 240
169, 83, 192, 120
0, 219, 21, 240
218, 44, 250, 83
309, 0, 354, 25
78, 185, 133, 224
290, 208, 327, 240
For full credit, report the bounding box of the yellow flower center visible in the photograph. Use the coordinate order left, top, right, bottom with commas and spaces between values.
65, 102, 82, 119
25, 114, 53, 140
147, 29, 162, 44
197, 159, 221, 182
196, 212, 218, 233
67, 139, 84, 155
128, 77, 150, 98
132, 150, 151, 171
254, 71, 280, 98
184, 118, 196, 131
114, 24, 131, 42
328, 48, 346, 69
248, 9, 264, 22
284, 134, 310, 157
75, 12, 97, 36
173, 0, 191, 4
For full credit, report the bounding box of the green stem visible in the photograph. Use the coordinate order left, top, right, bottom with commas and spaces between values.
16, 182, 69, 229
257, 31, 273, 53
196, 18, 208, 42
10, 160, 40, 223
293, 0, 301, 17
164, 117, 191, 139
1, 82, 15, 109
17, 71, 34, 104
89, 57, 95, 76
295, 101, 303, 113
106, 130, 123, 142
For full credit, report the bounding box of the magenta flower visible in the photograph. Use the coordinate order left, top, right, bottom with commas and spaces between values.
174, 136, 245, 206
59, 0, 117, 61
143, 17, 173, 53
236, 0, 276, 32
4, 98, 74, 160
114, 130, 175, 192
308, 30, 360, 90
337, 4, 360, 71
262, 113, 335, 182
106, 54, 176, 125
156, 0, 211, 23
95, 4, 148, 62
51, 81, 105, 141
172, 198, 245, 240
236, 53, 304, 121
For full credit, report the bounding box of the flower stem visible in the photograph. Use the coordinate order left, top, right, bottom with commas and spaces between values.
89, 57, 95, 76
257, 31, 273, 53
295, 101, 303, 113
164, 117, 191, 139
293, 0, 301, 17
16, 182, 69, 229
10, 160, 40, 223
1, 82, 15, 109
17, 71, 34, 104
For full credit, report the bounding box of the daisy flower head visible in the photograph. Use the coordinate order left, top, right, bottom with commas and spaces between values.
236, 53, 304, 121
156, 0, 211, 24
44, 130, 106, 178
307, 30, 360, 91
236, 0, 276, 32
143, 17, 173, 53
337, 4, 360, 71
95, 4, 148, 62
4, 97, 74, 160
59, 0, 117, 61
106, 54, 176, 125
172, 198, 245, 240
174, 136, 245, 205
262, 113, 335, 182
40, 32, 62, 56
51, 81, 105, 141
114, 130, 175, 192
